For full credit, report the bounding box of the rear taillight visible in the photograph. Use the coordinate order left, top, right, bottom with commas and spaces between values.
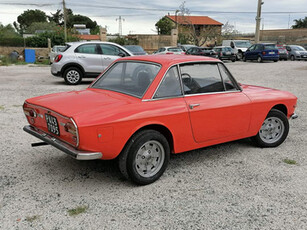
54, 54, 63, 63
64, 122, 76, 135
24, 107, 37, 118
220, 52, 223, 56
166, 52, 174, 55
262, 51, 266, 55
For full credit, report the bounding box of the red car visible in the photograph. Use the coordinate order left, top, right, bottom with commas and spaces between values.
23, 55, 298, 185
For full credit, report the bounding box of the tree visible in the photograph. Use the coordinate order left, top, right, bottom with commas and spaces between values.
177, 2, 221, 46
48, 9, 63, 25
14, 9, 47, 34
222, 21, 239, 39
67, 12, 100, 35
155, 17, 173, 35
25, 22, 57, 34
292, 17, 307, 29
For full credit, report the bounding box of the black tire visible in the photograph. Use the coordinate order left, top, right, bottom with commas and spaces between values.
231, 58, 236, 62
257, 56, 263, 63
236, 52, 243, 60
118, 129, 170, 185
290, 55, 295, 61
243, 56, 246, 62
251, 109, 289, 148
273, 60, 278, 62
63, 67, 83, 85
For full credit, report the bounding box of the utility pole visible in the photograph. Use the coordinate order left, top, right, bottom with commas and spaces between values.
116, 16, 125, 36
63, 0, 67, 42
255, 0, 264, 43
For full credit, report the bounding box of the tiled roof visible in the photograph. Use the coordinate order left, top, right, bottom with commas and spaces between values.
77, 34, 100, 40
166, 15, 223, 26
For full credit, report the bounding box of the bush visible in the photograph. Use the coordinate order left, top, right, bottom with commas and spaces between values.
0, 37, 24, 47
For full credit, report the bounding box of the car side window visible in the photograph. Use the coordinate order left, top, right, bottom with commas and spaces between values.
75, 44, 98, 54
154, 66, 182, 99
100, 44, 127, 56
218, 63, 237, 91
249, 45, 255, 51
180, 63, 225, 95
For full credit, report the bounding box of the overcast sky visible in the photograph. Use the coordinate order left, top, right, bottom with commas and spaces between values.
0, 0, 307, 34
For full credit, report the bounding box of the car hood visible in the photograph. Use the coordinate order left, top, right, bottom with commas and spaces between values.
25, 88, 140, 118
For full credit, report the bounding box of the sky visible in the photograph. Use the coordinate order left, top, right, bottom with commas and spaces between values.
0, 0, 307, 35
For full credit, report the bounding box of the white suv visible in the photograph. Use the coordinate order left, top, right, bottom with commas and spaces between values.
51, 41, 133, 85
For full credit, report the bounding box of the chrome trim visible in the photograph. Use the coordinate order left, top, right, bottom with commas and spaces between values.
70, 118, 80, 147
23, 125, 102, 160
184, 90, 241, 97
24, 102, 70, 120
291, 113, 298, 119
189, 104, 200, 109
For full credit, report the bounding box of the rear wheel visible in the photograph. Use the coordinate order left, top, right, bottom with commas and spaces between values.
118, 130, 170, 185
290, 55, 295, 61
252, 109, 289, 147
64, 67, 83, 85
243, 56, 246, 62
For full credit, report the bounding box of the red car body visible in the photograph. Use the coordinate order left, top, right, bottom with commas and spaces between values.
23, 55, 297, 184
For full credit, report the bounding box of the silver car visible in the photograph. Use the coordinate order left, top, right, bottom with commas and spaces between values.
153, 47, 184, 55
51, 41, 133, 85
286, 45, 307, 61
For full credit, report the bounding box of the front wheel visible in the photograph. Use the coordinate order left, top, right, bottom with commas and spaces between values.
290, 55, 295, 61
118, 130, 170, 185
257, 56, 263, 63
251, 109, 289, 147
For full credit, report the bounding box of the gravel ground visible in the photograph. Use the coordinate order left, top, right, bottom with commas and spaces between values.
0, 61, 306, 229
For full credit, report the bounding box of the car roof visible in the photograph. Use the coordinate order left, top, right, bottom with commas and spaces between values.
119, 55, 220, 65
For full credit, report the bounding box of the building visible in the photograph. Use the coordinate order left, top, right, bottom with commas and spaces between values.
164, 15, 223, 46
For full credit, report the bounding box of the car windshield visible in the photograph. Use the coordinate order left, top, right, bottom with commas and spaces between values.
125, 46, 145, 52
168, 48, 183, 52
91, 62, 161, 98
264, 44, 276, 50
292, 46, 305, 51
234, 41, 251, 48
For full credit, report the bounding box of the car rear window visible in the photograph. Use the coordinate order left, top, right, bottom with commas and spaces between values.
91, 61, 161, 98
168, 48, 183, 52
264, 44, 276, 50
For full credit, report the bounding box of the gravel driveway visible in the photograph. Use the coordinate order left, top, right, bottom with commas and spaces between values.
0, 61, 306, 229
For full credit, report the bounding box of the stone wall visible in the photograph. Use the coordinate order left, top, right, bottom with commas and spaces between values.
0, 47, 50, 58
260, 29, 307, 44
129, 29, 178, 53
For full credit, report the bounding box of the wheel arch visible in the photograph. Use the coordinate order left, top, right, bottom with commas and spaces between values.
61, 63, 85, 76
271, 104, 288, 116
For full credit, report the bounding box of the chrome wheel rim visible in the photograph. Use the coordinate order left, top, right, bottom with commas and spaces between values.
259, 117, 285, 143
257, 57, 262, 62
135, 140, 165, 178
66, 70, 80, 83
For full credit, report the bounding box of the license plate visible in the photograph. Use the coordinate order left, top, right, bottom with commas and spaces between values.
226, 52, 231, 55
45, 114, 60, 136
269, 52, 275, 54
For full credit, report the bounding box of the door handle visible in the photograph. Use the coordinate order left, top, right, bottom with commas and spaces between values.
189, 104, 200, 109
104, 57, 111, 60
77, 55, 86, 58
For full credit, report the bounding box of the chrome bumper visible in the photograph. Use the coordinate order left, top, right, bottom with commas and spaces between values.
291, 113, 298, 120
23, 125, 102, 160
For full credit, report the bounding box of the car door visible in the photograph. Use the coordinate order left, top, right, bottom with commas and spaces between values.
99, 44, 129, 70
181, 62, 251, 143
245, 45, 255, 60
74, 44, 102, 73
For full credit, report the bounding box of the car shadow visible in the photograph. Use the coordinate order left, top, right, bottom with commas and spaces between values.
32, 138, 253, 187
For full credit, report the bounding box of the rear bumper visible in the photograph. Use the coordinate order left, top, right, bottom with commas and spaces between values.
262, 56, 279, 61
23, 125, 102, 160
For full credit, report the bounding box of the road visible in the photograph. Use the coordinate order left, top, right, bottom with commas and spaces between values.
0, 60, 306, 229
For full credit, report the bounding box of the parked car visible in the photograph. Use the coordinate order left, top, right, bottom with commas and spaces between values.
285, 45, 307, 61
222, 40, 252, 60
49, 45, 66, 64
243, 43, 279, 63
51, 41, 133, 85
23, 55, 297, 185
178, 44, 198, 52
185, 47, 218, 58
124, 45, 147, 55
153, 47, 185, 55
276, 45, 288, 61
213, 46, 236, 62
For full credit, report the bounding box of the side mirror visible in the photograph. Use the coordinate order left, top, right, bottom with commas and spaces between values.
118, 53, 126, 57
